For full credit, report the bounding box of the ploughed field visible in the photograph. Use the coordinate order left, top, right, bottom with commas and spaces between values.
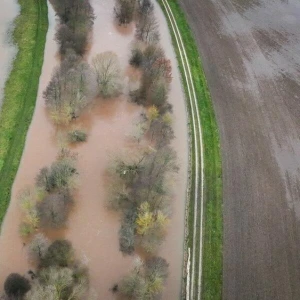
179, 0, 300, 299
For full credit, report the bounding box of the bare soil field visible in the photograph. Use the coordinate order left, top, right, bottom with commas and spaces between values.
178, 0, 300, 299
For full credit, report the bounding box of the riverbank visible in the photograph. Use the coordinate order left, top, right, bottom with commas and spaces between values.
157, 0, 223, 299
0, 0, 55, 281
0, 0, 48, 224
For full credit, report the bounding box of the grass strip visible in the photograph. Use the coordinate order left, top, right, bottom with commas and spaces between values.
0, 0, 48, 224
157, 0, 223, 299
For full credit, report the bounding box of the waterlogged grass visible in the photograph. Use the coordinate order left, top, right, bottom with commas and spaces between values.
0, 0, 48, 224
157, 0, 223, 299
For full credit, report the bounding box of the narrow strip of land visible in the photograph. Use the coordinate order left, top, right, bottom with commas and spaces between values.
158, 0, 223, 299
160, 1, 204, 299
0, 0, 48, 224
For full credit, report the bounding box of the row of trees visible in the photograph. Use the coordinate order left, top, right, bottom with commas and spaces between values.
114, 0, 159, 44
109, 142, 178, 254
129, 43, 172, 114
110, 1, 177, 299
3, 150, 93, 299
19, 150, 78, 236
51, 0, 95, 56
1, 1, 98, 299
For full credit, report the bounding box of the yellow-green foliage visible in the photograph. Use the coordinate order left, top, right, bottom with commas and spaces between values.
147, 105, 159, 122
136, 201, 169, 250
136, 202, 155, 235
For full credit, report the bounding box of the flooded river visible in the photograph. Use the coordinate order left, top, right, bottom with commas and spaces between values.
0, 0, 57, 280
0, 0, 188, 299
0, 0, 19, 106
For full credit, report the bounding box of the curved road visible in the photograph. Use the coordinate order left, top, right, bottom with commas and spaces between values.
179, 0, 300, 299
160, 1, 205, 299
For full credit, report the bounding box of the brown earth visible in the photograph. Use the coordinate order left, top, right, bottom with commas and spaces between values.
178, 0, 300, 299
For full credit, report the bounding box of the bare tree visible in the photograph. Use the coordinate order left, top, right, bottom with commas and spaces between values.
27, 267, 87, 300
25, 285, 57, 300
119, 256, 169, 299
129, 45, 172, 111
28, 233, 50, 264
91, 52, 123, 98
141, 44, 164, 70
119, 209, 137, 255
137, 0, 154, 17
145, 257, 168, 280
114, 0, 136, 26
44, 60, 91, 125
67, 129, 87, 144
37, 192, 73, 229
52, 0, 95, 56
35, 152, 78, 193
147, 113, 175, 147
135, 12, 159, 43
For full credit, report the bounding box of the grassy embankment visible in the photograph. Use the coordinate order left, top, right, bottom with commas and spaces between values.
0, 0, 48, 224
157, 0, 223, 299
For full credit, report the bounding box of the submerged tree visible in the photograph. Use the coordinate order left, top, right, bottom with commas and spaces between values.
37, 192, 73, 229
35, 151, 78, 193
44, 58, 91, 125
119, 257, 169, 299
136, 202, 169, 253
4, 273, 31, 300
92, 52, 123, 98
67, 129, 87, 144
114, 0, 136, 26
26, 239, 90, 300
18, 188, 42, 237
137, 0, 154, 17
27, 233, 50, 264
135, 12, 159, 43
26, 267, 87, 300
40, 240, 75, 269
52, 0, 95, 56
119, 208, 137, 255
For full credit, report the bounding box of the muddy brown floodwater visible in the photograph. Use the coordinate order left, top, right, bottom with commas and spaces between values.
0, 0, 188, 299
0, 0, 57, 281
66, 1, 188, 298
0, 0, 19, 106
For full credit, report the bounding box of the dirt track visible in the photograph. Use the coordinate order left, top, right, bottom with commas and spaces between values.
178, 0, 300, 299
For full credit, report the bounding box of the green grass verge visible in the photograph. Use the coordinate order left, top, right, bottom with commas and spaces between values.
157, 0, 223, 299
0, 0, 48, 224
